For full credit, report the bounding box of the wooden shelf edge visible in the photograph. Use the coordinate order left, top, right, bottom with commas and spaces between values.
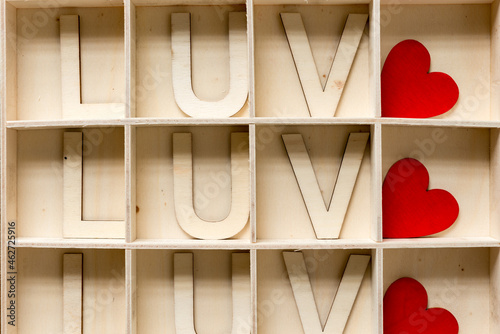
7, 117, 500, 129
13, 236, 500, 249
15, 237, 127, 249
381, 236, 500, 249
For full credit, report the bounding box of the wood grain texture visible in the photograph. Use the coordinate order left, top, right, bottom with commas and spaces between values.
280, 13, 367, 117
63, 132, 125, 238
282, 132, 369, 239
60, 15, 125, 119
174, 252, 250, 334
63, 254, 83, 334
171, 12, 248, 118
173, 132, 249, 240
283, 252, 370, 334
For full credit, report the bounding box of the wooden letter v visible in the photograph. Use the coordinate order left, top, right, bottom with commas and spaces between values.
283, 252, 370, 334
281, 13, 368, 117
282, 133, 369, 239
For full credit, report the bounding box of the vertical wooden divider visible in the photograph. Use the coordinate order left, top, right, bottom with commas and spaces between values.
247, 0, 255, 119
492, 0, 500, 121
125, 250, 137, 334
250, 124, 257, 243
125, 124, 136, 243
371, 123, 383, 243
370, 0, 383, 246
250, 249, 258, 334
247, 0, 257, 244
126, 0, 137, 120
369, 0, 381, 119
247, 2, 258, 333
491, 1, 500, 243
125, 1, 137, 334
491, 129, 500, 241
491, 248, 500, 334
247, 0, 258, 330
489, 3, 500, 330
372, 248, 383, 334
369, 3, 383, 333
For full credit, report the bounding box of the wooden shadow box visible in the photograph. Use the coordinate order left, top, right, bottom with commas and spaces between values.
1, 0, 500, 333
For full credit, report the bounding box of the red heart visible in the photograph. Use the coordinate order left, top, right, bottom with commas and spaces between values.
382, 39, 459, 118
384, 278, 459, 334
383, 158, 459, 238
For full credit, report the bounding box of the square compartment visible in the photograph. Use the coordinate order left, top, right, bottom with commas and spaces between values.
134, 125, 251, 242
16, 248, 125, 334
383, 247, 500, 333
135, 249, 251, 334
382, 125, 500, 242
133, 2, 249, 118
14, 127, 125, 239
257, 249, 376, 334
256, 125, 373, 243
5, 1, 125, 121
254, 2, 373, 118
380, 1, 499, 121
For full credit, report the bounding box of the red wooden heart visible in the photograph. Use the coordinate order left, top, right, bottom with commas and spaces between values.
382, 39, 459, 118
384, 278, 459, 334
383, 158, 459, 238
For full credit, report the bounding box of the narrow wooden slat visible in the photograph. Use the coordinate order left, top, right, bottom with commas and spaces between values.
250, 249, 258, 334
372, 248, 383, 334
249, 124, 257, 242
125, 125, 137, 243
125, 250, 137, 334
63, 254, 83, 334
371, 124, 383, 242
369, 0, 382, 118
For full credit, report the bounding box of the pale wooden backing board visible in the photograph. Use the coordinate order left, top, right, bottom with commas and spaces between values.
1, 1, 500, 334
